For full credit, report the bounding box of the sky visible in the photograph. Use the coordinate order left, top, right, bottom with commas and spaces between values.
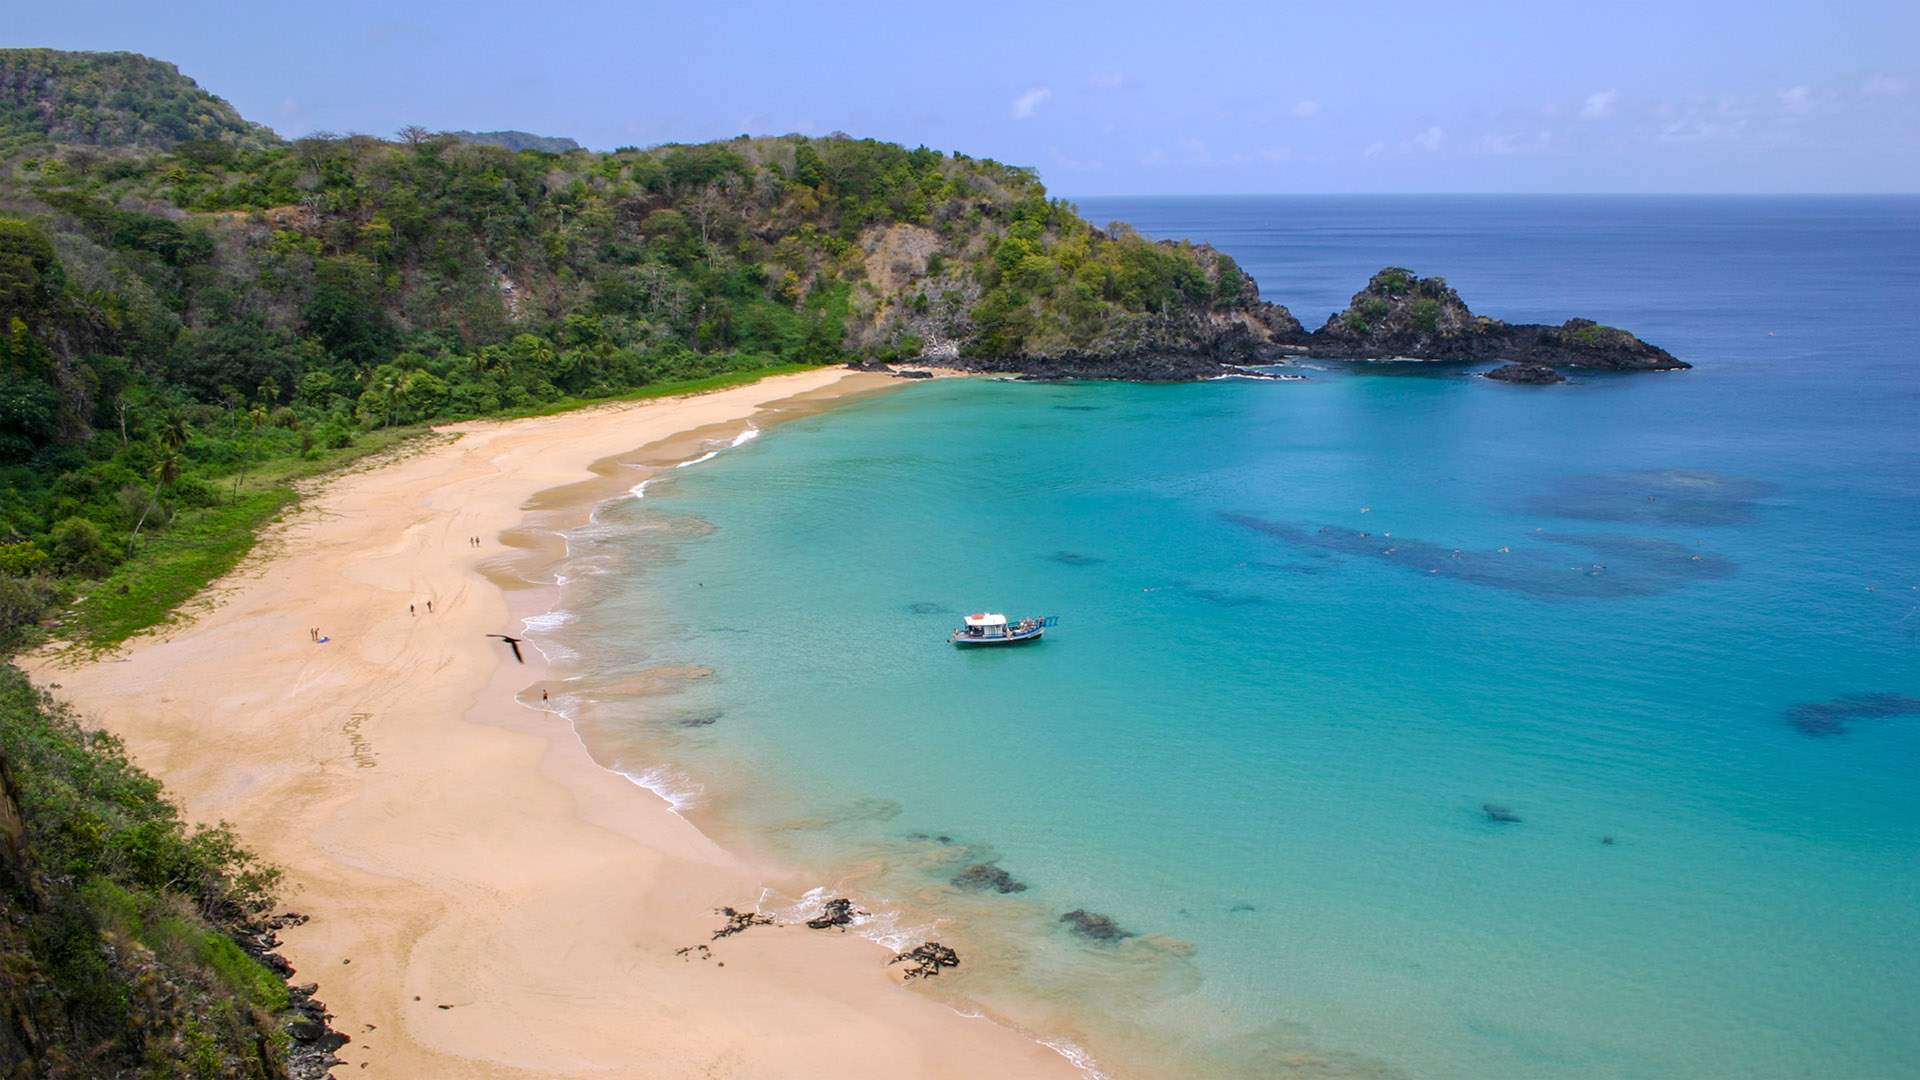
13, 0, 1918, 195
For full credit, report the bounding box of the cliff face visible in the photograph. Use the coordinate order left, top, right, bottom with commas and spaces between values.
920, 242, 1307, 379
1304, 267, 1687, 371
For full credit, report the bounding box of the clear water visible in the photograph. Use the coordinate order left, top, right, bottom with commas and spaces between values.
540, 197, 1920, 1080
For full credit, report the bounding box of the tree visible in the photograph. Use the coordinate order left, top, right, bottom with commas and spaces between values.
127, 449, 183, 552
51, 516, 119, 577
231, 404, 267, 498
156, 407, 193, 452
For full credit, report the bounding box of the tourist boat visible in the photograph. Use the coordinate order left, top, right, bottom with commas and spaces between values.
949, 613, 1056, 646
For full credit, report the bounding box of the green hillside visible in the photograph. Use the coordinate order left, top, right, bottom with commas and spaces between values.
0, 49, 275, 152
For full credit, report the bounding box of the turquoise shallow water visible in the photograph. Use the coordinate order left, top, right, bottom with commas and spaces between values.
539, 197, 1919, 1080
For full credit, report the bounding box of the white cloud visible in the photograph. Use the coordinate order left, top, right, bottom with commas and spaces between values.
1471, 130, 1553, 156
1012, 87, 1053, 119
1142, 147, 1170, 165
1083, 72, 1139, 92
1364, 141, 1387, 158
1580, 89, 1619, 120
1290, 99, 1322, 119
1411, 126, 1444, 151
275, 97, 303, 120
1177, 137, 1211, 163
1261, 147, 1295, 162
1861, 74, 1908, 98
1050, 147, 1105, 171
1777, 85, 1813, 114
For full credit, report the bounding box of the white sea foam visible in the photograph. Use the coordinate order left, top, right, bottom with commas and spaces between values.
520, 610, 574, 632
675, 424, 760, 468
758, 885, 940, 954
1039, 1037, 1115, 1080
617, 763, 704, 812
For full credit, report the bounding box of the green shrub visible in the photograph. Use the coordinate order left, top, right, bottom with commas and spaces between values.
0, 539, 47, 575
49, 515, 121, 577
1410, 298, 1441, 333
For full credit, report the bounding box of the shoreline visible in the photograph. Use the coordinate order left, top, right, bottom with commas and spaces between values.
25, 368, 1091, 1080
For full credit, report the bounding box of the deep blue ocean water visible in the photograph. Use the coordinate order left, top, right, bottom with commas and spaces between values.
540, 197, 1919, 1080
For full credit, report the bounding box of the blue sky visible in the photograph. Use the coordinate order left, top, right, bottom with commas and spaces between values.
14, 0, 1917, 194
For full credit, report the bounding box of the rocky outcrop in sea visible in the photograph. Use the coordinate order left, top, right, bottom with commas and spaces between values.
889, 264, 1683, 382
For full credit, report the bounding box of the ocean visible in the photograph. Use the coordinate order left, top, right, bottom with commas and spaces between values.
534, 196, 1920, 1080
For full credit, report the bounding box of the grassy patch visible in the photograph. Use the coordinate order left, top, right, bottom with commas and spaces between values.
63, 487, 298, 647
199, 929, 289, 1011
501, 362, 830, 419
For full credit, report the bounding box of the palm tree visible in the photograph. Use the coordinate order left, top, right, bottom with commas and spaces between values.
157, 408, 193, 453
128, 449, 183, 552
232, 405, 268, 499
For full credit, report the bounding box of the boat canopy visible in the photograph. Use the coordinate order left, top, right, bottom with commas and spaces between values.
964, 613, 1008, 627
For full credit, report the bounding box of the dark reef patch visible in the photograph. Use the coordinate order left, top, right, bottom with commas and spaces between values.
674, 709, 724, 727
1179, 583, 1267, 607
1050, 551, 1106, 566
1052, 404, 1106, 411
1483, 804, 1523, 823
1786, 693, 1920, 737
907, 601, 953, 615
1511, 470, 1775, 527
1222, 513, 1734, 599
1061, 909, 1134, 942
952, 863, 1030, 894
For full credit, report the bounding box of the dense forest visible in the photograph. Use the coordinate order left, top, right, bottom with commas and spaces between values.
0, 48, 1290, 652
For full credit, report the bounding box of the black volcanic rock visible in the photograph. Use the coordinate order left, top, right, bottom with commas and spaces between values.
1306, 268, 1687, 371
1485, 362, 1567, 384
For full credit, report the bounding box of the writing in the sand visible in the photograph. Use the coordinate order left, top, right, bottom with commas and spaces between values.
343, 713, 377, 768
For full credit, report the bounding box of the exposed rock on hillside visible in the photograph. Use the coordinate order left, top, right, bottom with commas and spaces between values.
1305, 268, 1687, 371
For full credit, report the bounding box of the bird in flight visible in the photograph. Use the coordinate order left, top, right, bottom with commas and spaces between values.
487, 634, 526, 663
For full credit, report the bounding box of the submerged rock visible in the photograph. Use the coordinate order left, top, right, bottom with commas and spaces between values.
952, 863, 1029, 894
1049, 551, 1106, 566
1483, 804, 1523, 823
1060, 909, 1134, 942
1786, 693, 1920, 737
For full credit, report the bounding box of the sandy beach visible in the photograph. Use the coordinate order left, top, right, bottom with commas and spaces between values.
26, 368, 1087, 1080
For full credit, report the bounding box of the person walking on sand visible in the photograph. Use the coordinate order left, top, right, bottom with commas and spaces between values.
426, 600, 433, 613
409, 604, 415, 616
